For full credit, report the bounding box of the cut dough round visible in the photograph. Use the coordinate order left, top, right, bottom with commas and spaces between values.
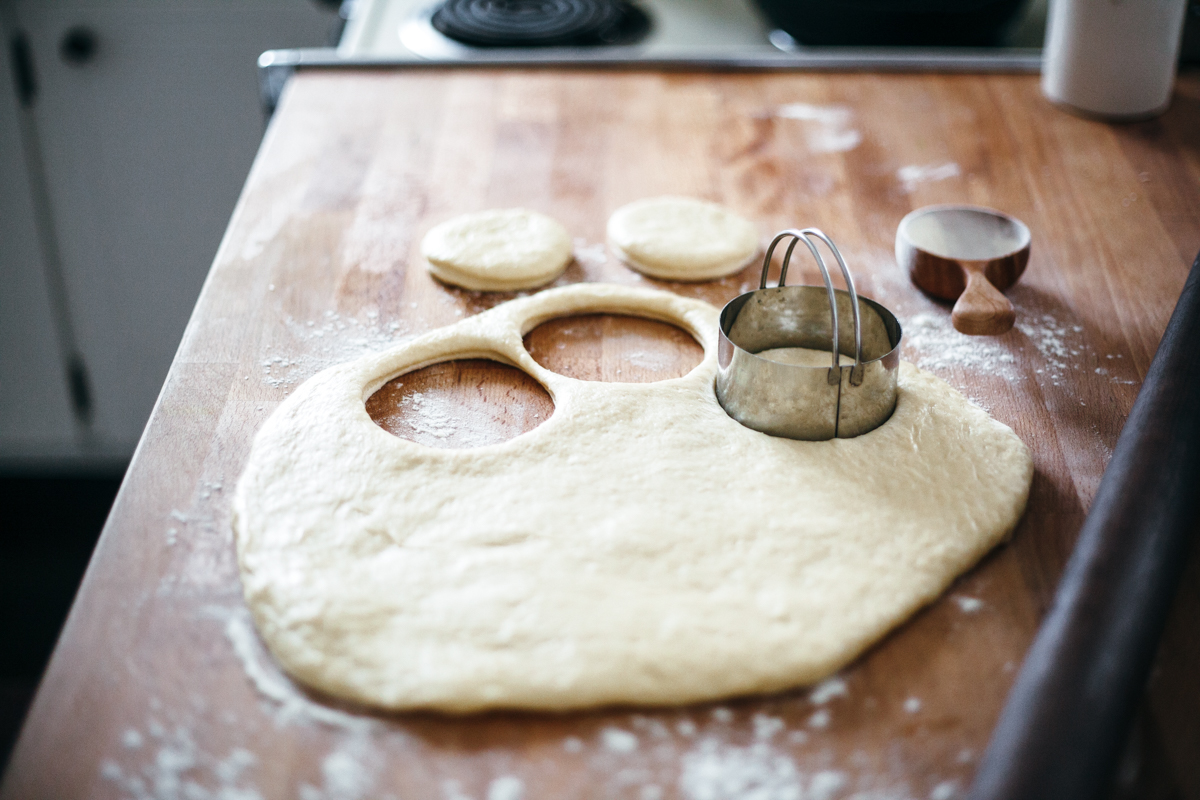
233, 284, 1032, 713
607, 196, 760, 281
421, 208, 573, 291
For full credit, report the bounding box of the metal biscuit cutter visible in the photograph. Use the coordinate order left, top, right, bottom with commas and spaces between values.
716, 228, 903, 440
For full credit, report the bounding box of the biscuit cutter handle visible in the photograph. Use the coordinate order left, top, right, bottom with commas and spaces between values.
760, 228, 864, 383
952, 260, 1017, 336
968, 251, 1200, 800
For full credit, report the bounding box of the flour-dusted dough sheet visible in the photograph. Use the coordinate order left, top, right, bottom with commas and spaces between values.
607, 196, 760, 281
421, 208, 573, 291
233, 284, 1033, 713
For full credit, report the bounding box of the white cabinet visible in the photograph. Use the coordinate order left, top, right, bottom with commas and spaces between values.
0, 0, 335, 469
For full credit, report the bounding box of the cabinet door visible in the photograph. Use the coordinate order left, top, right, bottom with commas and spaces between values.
0, 27, 79, 465
10, 0, 334, 456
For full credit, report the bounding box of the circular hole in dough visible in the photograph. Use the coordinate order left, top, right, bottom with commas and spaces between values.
365, 359, 553, 448
607, 196, 760, 282
524, 314, 704, 383
422, 208, 573, 291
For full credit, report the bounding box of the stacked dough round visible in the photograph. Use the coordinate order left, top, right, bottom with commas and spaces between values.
421, 208, 573, 291
422, 198, 759, 290
607, 196, 760, 281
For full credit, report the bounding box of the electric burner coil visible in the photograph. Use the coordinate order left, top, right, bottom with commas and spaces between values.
431, 0, 649, 48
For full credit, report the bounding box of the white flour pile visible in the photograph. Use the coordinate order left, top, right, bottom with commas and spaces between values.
902, 313, 1018, 379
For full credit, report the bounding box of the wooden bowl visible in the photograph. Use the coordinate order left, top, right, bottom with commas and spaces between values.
896, 204, 1031, 336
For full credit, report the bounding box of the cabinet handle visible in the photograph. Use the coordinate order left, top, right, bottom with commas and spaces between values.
9, 31, 37, 106
60, 26, 97, 65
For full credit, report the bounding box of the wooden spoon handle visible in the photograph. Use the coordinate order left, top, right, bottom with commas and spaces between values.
951, 262, 1016, 335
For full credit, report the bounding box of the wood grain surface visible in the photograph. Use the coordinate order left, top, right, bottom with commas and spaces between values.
4, 69, 1200, 800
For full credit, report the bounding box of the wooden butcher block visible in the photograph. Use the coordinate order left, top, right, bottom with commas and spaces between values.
5, 70, 1200, 800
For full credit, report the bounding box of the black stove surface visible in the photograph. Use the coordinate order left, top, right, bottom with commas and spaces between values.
430, 0, 650, 48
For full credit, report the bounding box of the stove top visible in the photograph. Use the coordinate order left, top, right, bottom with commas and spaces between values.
338, 0, 1051, 64
337, 0, 1048, 67
343, 0, 792, 62
253, 0, 1200, 119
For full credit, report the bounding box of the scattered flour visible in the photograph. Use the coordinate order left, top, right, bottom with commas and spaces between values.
953, 596, 983, 613
240, 200, 294, 262
930, 780, 958, 800
774, 104, 863, 153
215, 606, 374, 733
897, 163, 961, 194
397, 392, 460, 440
904, 698, 923, 714
186, 610, 390, 800
298, 736, 381, 800
373, 378, 548, 449
641, 785, 665, 800
627, 715, 672, 741
626, 349, 676, 370
809, 772, 848, 800
752, 714, 785, 742
573, 238, 608, 269
1015, 314, 1083, 386
134, 605, 958, 800
679, 738, 847, 800
265, 311, 412, 390
156, 480, 240, 594
487, 775, 524, 800
902, 313, 1017, 379
900, 303, 1127, 398
808, 676, 848, 705
101, 725, 262, 800
602, 727, 640, 754
215, 749, 257, 788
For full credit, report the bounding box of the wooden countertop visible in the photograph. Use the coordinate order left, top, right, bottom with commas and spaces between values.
5, 69, 1199, 800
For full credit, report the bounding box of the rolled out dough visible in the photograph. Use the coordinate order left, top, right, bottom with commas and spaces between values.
233, 284, 1032, 713
607, 196, 760, 281
421, 208, 572, 291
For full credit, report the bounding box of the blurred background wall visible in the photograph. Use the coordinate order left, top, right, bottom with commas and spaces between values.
0, 0, 338, 765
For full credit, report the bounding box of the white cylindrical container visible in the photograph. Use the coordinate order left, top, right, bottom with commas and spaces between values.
1042, 0, 1189, 119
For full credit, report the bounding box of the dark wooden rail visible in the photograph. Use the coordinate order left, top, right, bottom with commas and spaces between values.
970, 252, 1200, 800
